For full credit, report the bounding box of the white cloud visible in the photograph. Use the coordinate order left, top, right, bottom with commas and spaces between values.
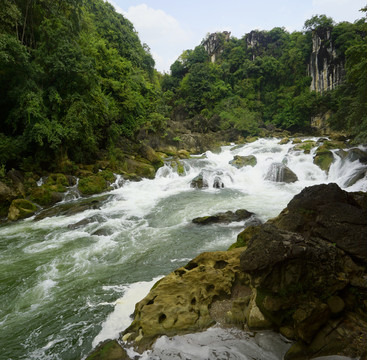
123, 4, 190, 44
119, 4, 195, 72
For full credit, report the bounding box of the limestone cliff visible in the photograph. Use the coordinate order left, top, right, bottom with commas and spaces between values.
246, 30, 270, 60
308, 27, 345, 93
202, 31, 231, 62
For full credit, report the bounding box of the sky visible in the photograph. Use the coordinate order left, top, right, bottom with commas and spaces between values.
108, 0, 366, 73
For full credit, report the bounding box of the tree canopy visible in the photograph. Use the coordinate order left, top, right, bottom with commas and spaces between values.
0, 0, 163, 169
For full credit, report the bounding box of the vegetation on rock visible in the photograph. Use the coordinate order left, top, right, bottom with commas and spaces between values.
8, 198, 37, 221
112, 183, 367, 360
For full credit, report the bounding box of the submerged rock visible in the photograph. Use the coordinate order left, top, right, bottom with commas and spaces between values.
192, 209, 254, 225
190, 172, 208, 189
213, 176, 224, 189
34, 195, 110, 220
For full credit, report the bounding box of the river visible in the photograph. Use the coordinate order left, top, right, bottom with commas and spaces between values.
1, 137, 366, 360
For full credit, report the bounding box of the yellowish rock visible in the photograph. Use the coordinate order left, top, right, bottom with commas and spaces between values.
122, 248, 244, 347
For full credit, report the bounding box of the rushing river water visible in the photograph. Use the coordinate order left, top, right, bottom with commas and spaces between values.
1, 137, 367, 360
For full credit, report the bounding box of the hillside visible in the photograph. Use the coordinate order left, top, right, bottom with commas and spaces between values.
161, 12, 367, 142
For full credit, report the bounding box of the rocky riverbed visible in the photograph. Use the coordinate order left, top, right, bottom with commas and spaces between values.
88, 183, 367, 360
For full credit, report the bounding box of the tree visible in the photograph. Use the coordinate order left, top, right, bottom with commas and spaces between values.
304, 15, 334, 31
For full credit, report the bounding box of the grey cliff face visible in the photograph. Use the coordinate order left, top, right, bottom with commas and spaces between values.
308, 27, 345, 93
203, 31, 231, 62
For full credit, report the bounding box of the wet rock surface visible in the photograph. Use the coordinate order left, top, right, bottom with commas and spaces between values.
121, 248, 246, 352
192, 209, 255, 225
265, 162, 298, 183
96, 183, 367, 360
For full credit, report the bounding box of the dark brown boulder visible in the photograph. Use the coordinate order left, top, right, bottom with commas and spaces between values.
271, 183, 367, 263
240, 224, 356, 296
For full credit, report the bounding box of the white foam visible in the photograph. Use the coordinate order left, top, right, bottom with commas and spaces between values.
92, 276, 164, 347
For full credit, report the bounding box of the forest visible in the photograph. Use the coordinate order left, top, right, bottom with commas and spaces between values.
1, 0, 367, 173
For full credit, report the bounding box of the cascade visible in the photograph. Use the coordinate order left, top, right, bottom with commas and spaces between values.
0, 137, 366, 360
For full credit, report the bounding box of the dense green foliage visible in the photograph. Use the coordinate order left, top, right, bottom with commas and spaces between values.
327, 10, 367, 142
1, 1, 367, 174
162, 28, 320, 135
162, 11, 367, 141
0, 0, 164, 170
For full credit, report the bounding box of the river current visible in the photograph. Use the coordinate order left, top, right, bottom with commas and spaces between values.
1, 137, 366, 360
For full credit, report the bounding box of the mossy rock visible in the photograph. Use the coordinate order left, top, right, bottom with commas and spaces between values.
293, 141, 316, 154
29, 186, 63, 206
23, 173, 40, 195
86, 339, 128, 360
322, 140, 346, 150
313, 148, 334, 172
279, 138, 290, 145
124, 159, 156, 179
229, 155, 257, 169
190, 172, 208, 189
157, 146, 177, 157
139, 144, 164, 170
229, 225, 261, 249
8, 199, 38, 221
177, 149, 190, 159
171, 161, 185, 176
292, 138, 302, 144
78, 175, 108, 195
245, 136, 258, 143
99, 170, 115, 183
46, 173, 69, 192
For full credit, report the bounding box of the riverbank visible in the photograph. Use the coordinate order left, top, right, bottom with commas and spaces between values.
88, 182, 367, 360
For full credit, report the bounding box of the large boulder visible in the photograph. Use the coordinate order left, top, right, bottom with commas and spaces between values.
239, 183, 367, 358
122, 248, 245, 352
8, 199, 38, 221
240, 224, 355, 296
265, 163, 298, 183
271, 183, 367, 263
78, 174, 110, 195
313, 145, 335, 172
124, 158, 156, 179
139, 144, 164, 170
91, 183, 367, 359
